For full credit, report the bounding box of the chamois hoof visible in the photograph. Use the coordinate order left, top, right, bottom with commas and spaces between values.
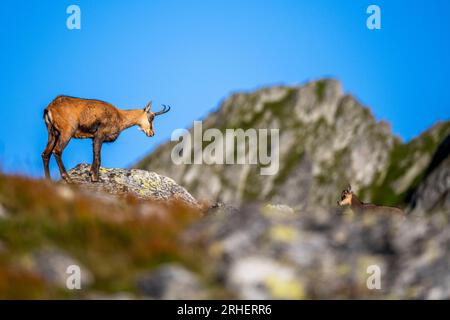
61, 173, 73, 184
89, 170, 99, 183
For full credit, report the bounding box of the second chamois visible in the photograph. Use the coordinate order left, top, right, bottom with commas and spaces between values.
337, 185, 404, 215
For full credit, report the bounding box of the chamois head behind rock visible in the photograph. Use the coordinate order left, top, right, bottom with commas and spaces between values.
337, 184, 353, 206
336, 184, 405, 216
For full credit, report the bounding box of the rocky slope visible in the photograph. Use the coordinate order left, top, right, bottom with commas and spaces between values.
136, 79, 450, 211
407, 133, 450, 215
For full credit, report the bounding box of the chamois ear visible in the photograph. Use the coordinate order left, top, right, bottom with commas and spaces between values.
346, 184, 352, 192
144, 100, 153, 113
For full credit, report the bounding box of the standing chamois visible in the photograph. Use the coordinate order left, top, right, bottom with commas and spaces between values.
337, 185, 404, 215
42, 95, 170, 183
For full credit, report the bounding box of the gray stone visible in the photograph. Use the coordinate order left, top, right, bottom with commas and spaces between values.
32, 248, 93, 288
137, 264, 206, 299
0, 203, 8, 219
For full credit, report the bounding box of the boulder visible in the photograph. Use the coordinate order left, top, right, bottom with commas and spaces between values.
67, 164, 198, 206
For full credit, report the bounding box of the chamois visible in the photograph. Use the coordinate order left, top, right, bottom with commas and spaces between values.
337, 185, 404, 215
42, 95, 170, 183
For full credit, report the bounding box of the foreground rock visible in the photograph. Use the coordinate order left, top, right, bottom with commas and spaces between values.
184, 204, 450, 299
66, 164, 198, 206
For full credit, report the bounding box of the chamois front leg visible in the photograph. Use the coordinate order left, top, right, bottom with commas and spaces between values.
90, 137, 103, 182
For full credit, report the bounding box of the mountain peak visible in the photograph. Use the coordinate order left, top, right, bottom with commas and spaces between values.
136, 80, 449, 210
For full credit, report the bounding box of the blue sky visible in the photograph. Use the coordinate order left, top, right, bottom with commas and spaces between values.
1, 0, 449, 176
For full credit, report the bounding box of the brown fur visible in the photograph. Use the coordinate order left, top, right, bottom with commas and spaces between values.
42, 95, 170, 183
337, 185, 404, 215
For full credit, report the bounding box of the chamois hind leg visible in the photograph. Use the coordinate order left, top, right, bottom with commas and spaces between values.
53, 132, 72, 183
41, 125, 58, 180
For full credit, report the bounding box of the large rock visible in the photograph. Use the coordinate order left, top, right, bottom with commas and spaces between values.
66, 164, 198, 206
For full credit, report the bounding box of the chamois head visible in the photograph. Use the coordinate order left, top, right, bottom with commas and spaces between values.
337, 184, 353, 206
139, 101, 171, 137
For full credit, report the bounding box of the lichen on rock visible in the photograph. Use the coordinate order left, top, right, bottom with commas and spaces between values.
66, 163, 198, 206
